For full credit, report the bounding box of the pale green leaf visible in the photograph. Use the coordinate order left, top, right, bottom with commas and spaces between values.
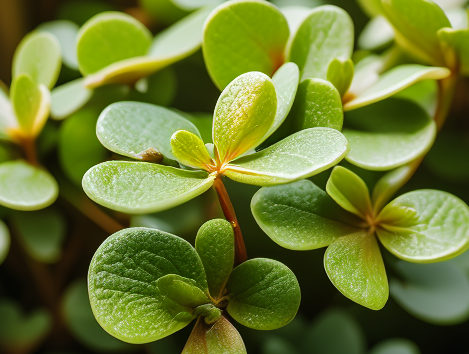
281, 6, 313, 38
288, 5, 354, 81
343, 98, 436, 171
226, 258, 301, 330
356, 0, 384, 17
51, 78, 94, 120
358, 16, 394, 51
88, 227, 207, 343
347, 55, 382, 98
171, 130, 215, 170
224, 128, 348, 186
377, 190, 469, 263
251, 180, 361, 251
326, 58, 354, 97
0, 82, 17, 141
438, 28, 469, 76
371, 165, 412, 214
156, 274, 210, 308
0, 160, 58, 211
173, 0, 223, 11
370, 339, 421, 354
82, 161, 214, 214
324, 231, 389, 310
12, 31, 62, 89
203, 0, 290, 89
213, 72, 277, 163
0, 220, 10, 265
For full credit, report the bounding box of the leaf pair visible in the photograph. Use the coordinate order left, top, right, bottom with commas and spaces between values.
88, 219, 301, 352
83, 71, 348, 214
252, 166, 469, 310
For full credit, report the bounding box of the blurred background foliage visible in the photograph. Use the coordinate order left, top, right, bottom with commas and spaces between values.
0, 0, 469, 353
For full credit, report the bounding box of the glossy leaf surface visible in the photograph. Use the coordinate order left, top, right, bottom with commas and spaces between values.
171, 130, 215, 170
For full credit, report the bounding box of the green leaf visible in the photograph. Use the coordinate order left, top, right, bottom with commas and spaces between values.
37, 20, 80, 70
182, 316, 247, 354
0, 298, 51, 352
11, 208, 66, 263
251, 180, 361, 250
0, 84, 17, 141
0, 220, 10, 265
173, 0, 223, 11
356, 0, 384, 17
281, 6, 313, 37
0, 160, 58, 211
370, 339, 421, 354
97, 102, 200, 162
290, 78, 343, 131
343, 98, 436, 171
171, 130, 215, 170
326, 166, 372, 219
224, 128, 348, 186
344, 65, 450, 111
51, 78, 94, 120
371, 165, 412, 214
61, 279, 134, 352
195, 219, 235, 299
358, 16, 394, 51
226, 258, 301, 330
377, 190, 469, 263
12, 31, 62, 89
76, 12, 152, 76
301, 309, 366, 354
438, 28, 469, 76
82, 161, 215, 214
139, 0, 189, 25
381, 0, 451, 66
156, 274, 210, 308
11, 74, 50, 137
325, 231, 388, 310
88, 227, 207, 343
203, 0, 290, 90
213, 72, 277, 163
326, 58, 354, 97
389, 260, 469, 325
288, 5, 354, 81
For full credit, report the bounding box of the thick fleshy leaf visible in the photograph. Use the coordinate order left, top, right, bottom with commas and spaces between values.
326, 58, 354, 97
226, 258, 300, 330
195, 219, 234, 299
281, 6, 313, 37
0, 220, 10, 265
288, 5, 354, 81
389, 260, 469, 324
324, 231, 389, 310
171, 130, 215, 170
301, 309, 366, 354
326, 166, 372, 219
370, 339, 421, 354
347, 55, 382, 98
97, 102, 200, 161
381, 0, 451, 66
344, 65, 450, 111
82, 161, 214, 214
38, 20, 79, 70
0, 84, 17, 141
182, 316, 247, 354
290, 79, 343, 130
61, 279, 133, 352
377, 190, 469, 263
371, 165, 412, 214
12, 32, 62, 89
76, 12, 152, 76
356, 0, 384, 17
0, 160, 58, 211
88, 227, 208, 343
156, 274, 210, 308
203, 0, 289, 90
251, 180, 360, 251
11, 74, 50, 137
358, 16, 394, 51
438, 28, 469, 76
343, 98, 436, 170
213, 72, 277, 163
50, 78, 94, 120
224, 128, 348, 186
11, 208, 66, 263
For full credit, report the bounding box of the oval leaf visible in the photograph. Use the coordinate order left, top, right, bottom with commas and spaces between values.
51, 78, 94, 120
171, 130, 215, 170
156, 274, 210, 308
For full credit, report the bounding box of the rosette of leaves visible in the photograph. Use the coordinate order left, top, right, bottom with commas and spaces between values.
51, 6, 215, 119
88, 219, 301, 353
0, 32, 60, 211
82, 71, 348, 214
202, 0, 449, 171
251, 165, 469, 310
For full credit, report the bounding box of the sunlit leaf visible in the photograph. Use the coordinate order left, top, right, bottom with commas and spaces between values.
50, 78, 94, 120
171, 130, 215, 170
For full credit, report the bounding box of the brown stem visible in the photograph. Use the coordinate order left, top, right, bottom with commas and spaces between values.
213, 177, 247, 265
21, 137, 38, 166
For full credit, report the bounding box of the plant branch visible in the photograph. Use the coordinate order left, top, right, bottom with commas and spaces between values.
213, 176, 247, 265
21, 137, 38, 166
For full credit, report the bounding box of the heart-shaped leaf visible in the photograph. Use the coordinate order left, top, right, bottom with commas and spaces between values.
88, 227, 208, 343
51, 78, 94, 120
82, 161, 215, 214
12, 31, 62, 89
156, 274, 210, 308
288, 5, 354, 81
203, 0, 289, 90
0, 160, 58, 211
343, 98, 436, 171
213, 72, 277, 163
325, 230, 389, 310
195, 219, 234, 299
370, 338, 421, 354
327, 58, 354, 97
225, 128, 348, 186
226, 258, 301, 330
439, 28, 469, 76
377, 190, 469, 263
0, 220, 10, 265
97, 102, 200, 162
171, 130, 215, 170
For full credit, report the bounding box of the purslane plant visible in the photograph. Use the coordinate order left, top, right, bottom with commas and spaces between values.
88, 219, 300, 352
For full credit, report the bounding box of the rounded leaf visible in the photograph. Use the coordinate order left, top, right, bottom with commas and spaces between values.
51, 78, 94, 120
171, 130, 215, 171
